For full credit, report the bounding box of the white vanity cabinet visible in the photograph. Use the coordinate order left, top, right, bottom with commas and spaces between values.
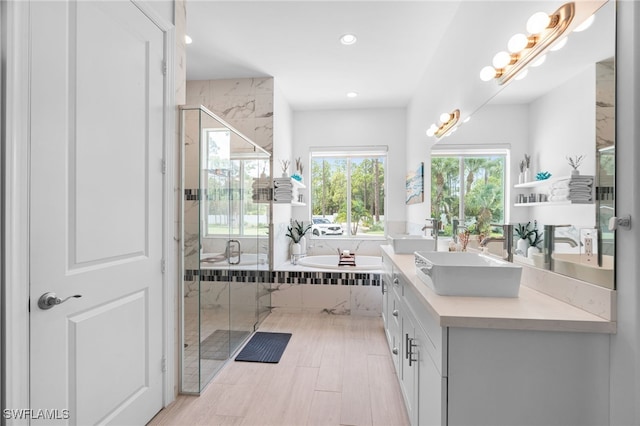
380, 249, 612, 426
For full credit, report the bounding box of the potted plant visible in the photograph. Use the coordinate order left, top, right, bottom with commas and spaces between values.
286, 220, 311, 256
567, 154, 585, 176
514, 222, 532, 257
527, 221, 543, 258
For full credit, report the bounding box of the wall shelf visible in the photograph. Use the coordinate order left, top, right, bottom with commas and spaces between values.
514, 175, 569, 189
291, 201, 306, 207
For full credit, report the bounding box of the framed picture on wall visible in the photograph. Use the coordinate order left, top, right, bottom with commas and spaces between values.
406, 162, 424, 205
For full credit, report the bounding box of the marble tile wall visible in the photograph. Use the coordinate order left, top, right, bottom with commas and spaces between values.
186, 78, 274, 153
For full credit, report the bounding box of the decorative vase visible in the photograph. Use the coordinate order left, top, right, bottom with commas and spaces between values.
291, 242, 301, 256
527, 246, 540, 258
571, 169, 580, 176
299, 236, 307, 255
524, 168, 531, 183
516, 238, 530, 257
518, 172, 525, 184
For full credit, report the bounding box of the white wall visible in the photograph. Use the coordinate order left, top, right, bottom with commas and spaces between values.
610, 1, 640, 424
272, 82, 294, 267
290, 108, 406, 257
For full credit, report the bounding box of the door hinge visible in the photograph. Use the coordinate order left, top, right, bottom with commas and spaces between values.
161, 159, 166, 174
161, 259, 166, 274
161, 357, 167, 372
162, 61, 167, 76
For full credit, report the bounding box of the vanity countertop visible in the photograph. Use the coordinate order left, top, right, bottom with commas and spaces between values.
381, 245, 616, 334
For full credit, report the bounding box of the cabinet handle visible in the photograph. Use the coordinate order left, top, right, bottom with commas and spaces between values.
405, 333, 410, 360
393, 277, 399, 286
392, 309, 399, 317
407, 336, 418, 367
381, 279, 386, 294
392, 347, 399, 355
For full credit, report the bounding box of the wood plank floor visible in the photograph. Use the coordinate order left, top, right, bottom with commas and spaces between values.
149, 311, 410, 426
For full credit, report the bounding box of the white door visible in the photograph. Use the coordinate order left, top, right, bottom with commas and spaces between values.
29, 1, 166, 424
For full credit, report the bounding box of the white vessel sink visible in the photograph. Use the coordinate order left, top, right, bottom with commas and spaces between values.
387, 234, 436, 254
414, 251, 522, 297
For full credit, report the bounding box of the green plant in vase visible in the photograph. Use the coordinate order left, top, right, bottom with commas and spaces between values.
514, 222, 533, 257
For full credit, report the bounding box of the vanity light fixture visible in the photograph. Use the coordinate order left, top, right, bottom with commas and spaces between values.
426, 109, 460, 139
340, 34, 357, 45
479, 2, 576, 85
185, 35, 193, 45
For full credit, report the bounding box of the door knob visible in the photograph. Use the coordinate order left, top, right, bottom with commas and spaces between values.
37, 292, 82, 310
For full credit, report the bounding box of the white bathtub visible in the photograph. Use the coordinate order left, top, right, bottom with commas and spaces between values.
296, 255, 382, 271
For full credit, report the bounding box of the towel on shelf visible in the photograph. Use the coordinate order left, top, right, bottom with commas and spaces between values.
548, 188, 570, 197
548, 194, 569, 202
550, 179, 570, 189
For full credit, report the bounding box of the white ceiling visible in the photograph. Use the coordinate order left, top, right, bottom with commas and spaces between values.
185, 1, 615, 112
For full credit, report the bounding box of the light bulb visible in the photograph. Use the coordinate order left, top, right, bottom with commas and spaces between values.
515, 69, 529, 81
440, 113, 452, 123
185, 35, 193, 45
480, 66, 497, 81
573, 15, 595, 32
527, 12, 551, 34
426, 125, 437, 137
550, 37, 568, 52
508, 33, 529, 53
492, 51, 512, 69
531, 54, 547, 67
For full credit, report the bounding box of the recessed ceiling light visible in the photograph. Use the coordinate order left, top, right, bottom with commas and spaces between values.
340, 34, 357, 45
185, 35, 193, 45
346, 92, 358, 98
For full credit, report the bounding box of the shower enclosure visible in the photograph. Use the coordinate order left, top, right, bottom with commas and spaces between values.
180, 106, 271, 394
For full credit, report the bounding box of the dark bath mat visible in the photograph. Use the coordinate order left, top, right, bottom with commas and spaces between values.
201, 330, 251, 360
234, 332, 292, 363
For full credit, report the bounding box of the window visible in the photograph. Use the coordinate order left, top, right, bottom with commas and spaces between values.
203, 128, 270, 237
431, 149, 507, 238
310, 148, 387, 237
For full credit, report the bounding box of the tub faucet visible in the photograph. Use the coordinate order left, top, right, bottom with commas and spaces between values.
480, 224, 514, 262
421, 218, 440, 249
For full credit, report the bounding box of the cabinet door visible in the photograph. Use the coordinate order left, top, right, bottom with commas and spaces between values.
401, 312, 418, 426
415, 325, 446, 426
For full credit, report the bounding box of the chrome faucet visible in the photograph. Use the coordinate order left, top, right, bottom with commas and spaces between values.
421, 218, 440, 248
480, 223, 514, 262
543, 224, 578, 270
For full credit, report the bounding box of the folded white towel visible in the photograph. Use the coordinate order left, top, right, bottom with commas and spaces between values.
551, 179, 570, 189
549, 188, 570, 196
569, 187, 592, 194
549, 194, 569, 202
568, 194, 592, 201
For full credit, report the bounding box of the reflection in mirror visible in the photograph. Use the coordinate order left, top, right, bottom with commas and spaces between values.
480, 1, 615, 289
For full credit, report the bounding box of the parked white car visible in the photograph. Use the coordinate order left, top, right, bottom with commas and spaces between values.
311, 217, 343, 236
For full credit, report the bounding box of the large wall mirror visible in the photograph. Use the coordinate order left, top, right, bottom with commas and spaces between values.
470, 1, 615, 289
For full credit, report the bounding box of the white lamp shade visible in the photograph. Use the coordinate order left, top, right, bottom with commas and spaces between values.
574, 14, 595, 32
480, 66, 497, 81
508, 33, 529, 53
492, 51, 512, 69
515, 69, 529, 81
527, 12, 551, 34
550, 36, 568, 52
531, 54, 547, 67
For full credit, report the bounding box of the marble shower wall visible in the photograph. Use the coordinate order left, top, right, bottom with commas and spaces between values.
186, 78, 274, 153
